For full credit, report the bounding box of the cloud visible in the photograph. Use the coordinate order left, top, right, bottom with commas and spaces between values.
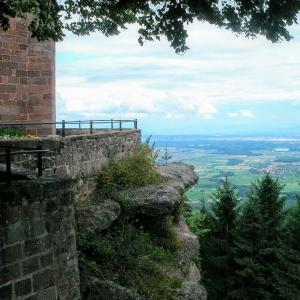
203, 114, 213, 120
196, 103, 218, 115
227, 110, 255, 119
56, 20, 300, 132
228, 112, 239, 118
165, 113, 185, 119
240, 110, 255, 118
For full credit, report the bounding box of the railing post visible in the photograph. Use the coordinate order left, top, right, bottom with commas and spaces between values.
79, 120, 81, 129
37, 145, 43, 177
62, 120, 66, 137
119, 120, 122, 131
90, 120, 93, 134
111, 119, 113, 130
5, 148, 11, 185
134, 119, 138, 129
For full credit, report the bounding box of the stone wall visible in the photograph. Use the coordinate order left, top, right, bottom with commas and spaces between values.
0, 178, 80, 300
0, 130, 141, 179
0, 18, 55, 135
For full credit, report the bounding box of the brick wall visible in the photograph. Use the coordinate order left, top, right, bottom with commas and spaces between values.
0, 18, 55, 135
0, 178, 80, 300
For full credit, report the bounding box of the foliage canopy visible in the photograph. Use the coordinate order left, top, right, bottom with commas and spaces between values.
191, 174, 300, 299
1, 0, 300, 52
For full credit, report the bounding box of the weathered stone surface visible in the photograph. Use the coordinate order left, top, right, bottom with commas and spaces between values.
0, 283, 12, 300
175, 218, 200, 275
74, 178, 98, 204
0, 178, 80, 300
156, 163, 199, 192
187, 262, 201, 282
118, 185, 182, 216
76, 200, 121, 234
174, 218, 207, 300
81, 277, 143, 300
0, 130, 141, 180
181, 281, 207, 300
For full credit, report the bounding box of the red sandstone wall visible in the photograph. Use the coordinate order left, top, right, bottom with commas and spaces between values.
0, 18, 55, 135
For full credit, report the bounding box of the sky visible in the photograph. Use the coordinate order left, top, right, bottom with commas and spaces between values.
56, 21, 300, 136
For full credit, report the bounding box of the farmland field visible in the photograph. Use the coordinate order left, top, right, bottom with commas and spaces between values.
151, 135, 300, 208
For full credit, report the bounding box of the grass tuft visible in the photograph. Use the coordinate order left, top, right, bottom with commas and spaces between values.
96, 142, 161, 199
0, 127, 33, 139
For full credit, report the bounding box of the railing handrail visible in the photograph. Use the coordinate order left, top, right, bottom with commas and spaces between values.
0, 145, 41, 150
0, 149, 49, 156
0, 119, 138, 126
0, 147, 49, 184
0, 119, 138, 137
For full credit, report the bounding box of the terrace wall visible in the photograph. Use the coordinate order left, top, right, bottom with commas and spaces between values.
0, 129, 141, 300
0, 130, 141, 179
0, 18, 55, 135
0, 178, 80, 300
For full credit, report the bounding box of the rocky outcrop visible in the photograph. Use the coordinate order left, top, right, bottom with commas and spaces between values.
118, 185, 181, 216
174, 218, 207, 300
77, 163, 206, 300
156, 163, 199, 192
76, 200, 121, 235
118, 163, 198, 217
81, 277, 143, 300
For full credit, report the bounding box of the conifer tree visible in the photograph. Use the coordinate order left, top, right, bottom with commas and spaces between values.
230, 174, 296, 300
229, 196, 266, 299
283, 198, 300, 298
201, 177, 239, 300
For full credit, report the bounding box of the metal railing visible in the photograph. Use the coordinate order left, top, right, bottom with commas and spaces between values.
0, 119, 138, 137
0, 146, 49, 184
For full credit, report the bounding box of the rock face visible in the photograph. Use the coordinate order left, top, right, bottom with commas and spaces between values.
118, 185, 182, 216
156, 163, 199, 192
77, 163, 206, 300
81, 277, 143, 300
76, 200, 121, 235
175, 218, 207, 300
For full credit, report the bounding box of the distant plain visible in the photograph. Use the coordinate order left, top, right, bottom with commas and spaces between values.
152, 135, 300, 208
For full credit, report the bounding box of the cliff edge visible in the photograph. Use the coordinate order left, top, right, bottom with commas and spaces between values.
76, 163, 206, 300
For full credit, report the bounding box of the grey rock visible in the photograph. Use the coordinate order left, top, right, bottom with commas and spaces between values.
174, 218, 207, 300
156, 163, 198, 192
82, 277, 143, 300
76, 200, 121, 234
181, 281, 207, 300
174, 218, 200, 276
187, 262, 201, 282
118, 185, 181, 216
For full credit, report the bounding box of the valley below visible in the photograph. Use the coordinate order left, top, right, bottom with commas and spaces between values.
152, 135, 300, 208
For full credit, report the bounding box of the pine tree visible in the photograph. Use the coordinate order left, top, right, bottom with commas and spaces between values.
201, 177, 239, 300
230, 174, 296, 300
283, 198, 300, 299
229, 196, 267, 299
161, 145, 172, 164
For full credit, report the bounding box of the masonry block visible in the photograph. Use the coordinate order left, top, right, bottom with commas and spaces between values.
33, 269, 54, 292
0, 283, 12, 300
0, 264, 20, 286
0, 178, 80, 300
0, 17, 55, 135
14, 278, 32, 297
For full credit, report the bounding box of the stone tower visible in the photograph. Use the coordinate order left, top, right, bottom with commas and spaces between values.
0, 18, 56, 135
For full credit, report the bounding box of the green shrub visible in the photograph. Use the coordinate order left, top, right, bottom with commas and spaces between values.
185, 211, 210, 239
0, 127, 29, 139
96, 142, 161, 198
78, 220, 182, 300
